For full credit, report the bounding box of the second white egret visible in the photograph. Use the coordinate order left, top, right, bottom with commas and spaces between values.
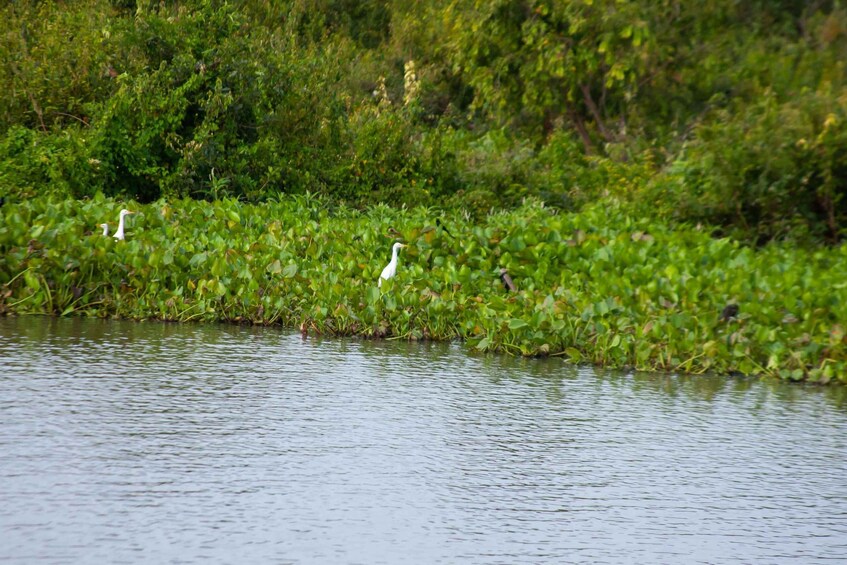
98, 223, 109, 236
113, 209, 135, 241
379, 242, 407, 287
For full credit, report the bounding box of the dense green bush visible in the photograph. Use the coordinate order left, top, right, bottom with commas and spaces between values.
1, 0, 847, 242
0, 126, 96, 201
658, 82, 847, 242
0, 1, 466, 205
0, 0, 125, 131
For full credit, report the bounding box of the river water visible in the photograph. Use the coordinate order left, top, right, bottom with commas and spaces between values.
1, 316, 845, 564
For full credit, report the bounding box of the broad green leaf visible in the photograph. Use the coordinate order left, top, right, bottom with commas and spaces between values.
367, 286, 380, 304
508, 318, 528, 330
565, 348, 583, 363
267, 260, 282, 274
282, 263, 298, 278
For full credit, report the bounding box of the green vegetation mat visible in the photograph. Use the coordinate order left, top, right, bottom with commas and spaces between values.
2, 196, 845, 384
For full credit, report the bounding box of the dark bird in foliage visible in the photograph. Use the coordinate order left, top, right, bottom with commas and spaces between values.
720, 303, 739, 321
499, 268, 517, 292
436, 218, 453, 238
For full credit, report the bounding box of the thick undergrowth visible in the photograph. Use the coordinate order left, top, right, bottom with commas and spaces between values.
1, 196, 845, 384
2, 1, 847, 243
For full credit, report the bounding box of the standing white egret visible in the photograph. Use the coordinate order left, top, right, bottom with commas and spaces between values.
378, 242, 407, 287
113, 209, 135, 241
98, 223, 109, 236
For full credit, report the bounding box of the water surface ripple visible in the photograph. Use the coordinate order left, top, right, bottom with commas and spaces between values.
1, 317, 846, 564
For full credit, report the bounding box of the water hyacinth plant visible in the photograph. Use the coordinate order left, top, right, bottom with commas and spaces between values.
1, 195, 845, 384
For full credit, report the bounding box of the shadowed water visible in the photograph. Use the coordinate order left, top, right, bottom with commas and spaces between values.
1, 316, 846, 564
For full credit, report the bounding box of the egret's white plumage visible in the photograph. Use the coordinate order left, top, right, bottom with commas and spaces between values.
113, 209, 135, 241
98, 223, 109, 236
378, 242, 407, 287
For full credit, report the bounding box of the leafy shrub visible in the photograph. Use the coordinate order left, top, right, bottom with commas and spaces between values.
2, 0, 847, 246
0, 126, 97, 202
452, 129, 538, 207
0, 0, 129, 131
68, 1, 462, 205
660, 87, 847, 242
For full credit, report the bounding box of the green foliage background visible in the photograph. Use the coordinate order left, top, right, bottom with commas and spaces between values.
2, 1, 847, 382
1, 0, 846, 241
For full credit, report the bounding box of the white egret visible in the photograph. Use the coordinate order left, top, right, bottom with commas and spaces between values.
113, 209, 135, 241
378, 242, 407, 287
98, 223, 109, 236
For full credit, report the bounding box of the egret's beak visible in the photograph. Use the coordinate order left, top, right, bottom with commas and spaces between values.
128, 211, 136, 214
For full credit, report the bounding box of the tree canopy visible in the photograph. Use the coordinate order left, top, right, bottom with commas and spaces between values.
1, 0, 845, 241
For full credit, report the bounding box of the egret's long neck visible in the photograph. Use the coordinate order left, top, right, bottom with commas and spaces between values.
115, 214, 126, 239
101, 224, 109, 236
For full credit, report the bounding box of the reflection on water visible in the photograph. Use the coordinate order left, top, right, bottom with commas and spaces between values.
1, 316, 846, 564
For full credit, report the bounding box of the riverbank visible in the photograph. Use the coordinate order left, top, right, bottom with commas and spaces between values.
1, 195, 845, 383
